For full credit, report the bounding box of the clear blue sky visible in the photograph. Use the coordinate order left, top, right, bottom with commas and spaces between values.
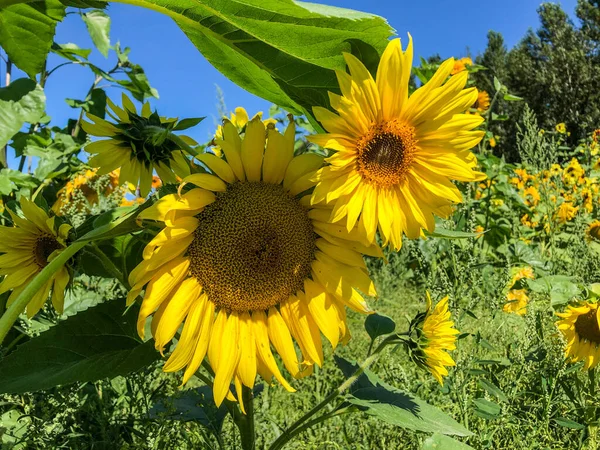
3, 0, 578, 168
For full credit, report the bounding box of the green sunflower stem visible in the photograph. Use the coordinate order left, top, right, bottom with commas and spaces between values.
0, 240, 87, 346
268, 334, 395, 450
88, 242, 130, 289
235, 385, 256, 450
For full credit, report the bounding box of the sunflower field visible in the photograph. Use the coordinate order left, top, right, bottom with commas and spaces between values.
0, 1, 599, 449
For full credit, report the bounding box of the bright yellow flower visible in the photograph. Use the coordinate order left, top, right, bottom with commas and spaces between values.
556, 301, 600, 370
491, 198, 504, 207
557, 202, 578, 223
475, 225, 484, 238
523, 186, 541, 206
503, 289, 529, 316
309, 37, 485, 250
473, 90, 490, 114
212, 107, 277, 157
451, 57, 473, 75
129, 116, 381, 409
489, 136, 497, 148
0, 198, 71, 317
412, 293, 459, 384
82, 93, 195, 197
510, 266, 535, 285
563, 158, 584, 186
555, 123, 567, 134
580, 187, 594, 213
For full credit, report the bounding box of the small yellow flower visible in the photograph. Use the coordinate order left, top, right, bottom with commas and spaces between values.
563, 158, 585, 186
491, 198, 504, 207
504, 289, 529, 316
556, 301, 600, 370
556, 123, 567, 134
52, 168, 121, 215
557, 202, 578, 223
475, 225, 485, 238
489, 136, 497, 148
451, 57, 473, 75
473, 90, 491, 114
410, 293, 459, 384
523, 186, 541, 206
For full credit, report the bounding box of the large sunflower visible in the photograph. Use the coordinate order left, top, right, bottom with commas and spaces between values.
310, 37, 485, 250
556, 301, 600, 370
82, 94, 195, 197
0, 198, 71, 317
129, 115, 380, 407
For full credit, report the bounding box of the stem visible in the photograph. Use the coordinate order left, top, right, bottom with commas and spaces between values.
0, 240, 87, 346
268, 335, 394, 450
88, 242, 130, 289
235, 386, 256, 450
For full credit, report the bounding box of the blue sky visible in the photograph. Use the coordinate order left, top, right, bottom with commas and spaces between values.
3, 0, 578, 168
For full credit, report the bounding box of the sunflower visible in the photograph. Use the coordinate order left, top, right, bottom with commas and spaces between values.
555, 123, 567, 134
472, 90, 490, 114
557, 202, 578, 223
129, 116, 381, 408
309, 37, 485, 250
0, 198, 71, 317
410, 293, 459, 384
212, 107, 277, 157
556, 301, 600, 370
82, 93, 196, 197
503, 289, 529, 316
586, 220, 600, 241
563, 158, 584, 186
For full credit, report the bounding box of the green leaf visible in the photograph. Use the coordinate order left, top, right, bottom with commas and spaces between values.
335, 357, 471, 436
423, 433, 475, 450
478, 379, 508, 403
82, 9, 111, 57
364, 313, 395, 340
135, 0, 392, 114
0, 78, 46, 148
503, 93, 523, 102
0, 0, 66, 78
173, 117, 205, 131
117, 64, 159, 101
493, 76, 502, 92
554, 418, 585, 430
51, 42, 92, 61
150, 386, 228, 434
426, 227, 478, 239
0, 301, 159, 394
75, 204, 149, 243
472, 398, 501, 420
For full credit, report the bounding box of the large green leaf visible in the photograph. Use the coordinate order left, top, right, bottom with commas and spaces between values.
121, 0, 393, 114
335, 357, 472, 437
0, 0, 66, 77
0, 301, 159, 394
422, 433, 474, 450
0, 78, 46, 148
82, 9, 111, 57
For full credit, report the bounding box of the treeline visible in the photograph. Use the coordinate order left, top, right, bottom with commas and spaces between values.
471, 0, 600, 161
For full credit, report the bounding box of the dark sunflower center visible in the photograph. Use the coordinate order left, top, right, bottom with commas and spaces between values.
356, 120, 417, 187
188, 182, 316, 312
34, 236, 63, 269
574, 308, 600, 344
115, 112, 178, 165
590, 225, 600, 240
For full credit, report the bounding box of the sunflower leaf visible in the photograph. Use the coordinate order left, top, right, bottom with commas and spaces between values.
0, 78, 46, 149
0, 301, 159, 394
334, 356, 472, 436
0, 0, 66, 78
82, 9, 111, 57
132, 0, 393, 114
423, 433, 475, 450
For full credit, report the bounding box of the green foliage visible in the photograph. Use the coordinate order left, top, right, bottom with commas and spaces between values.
0, 0, 66, 78
0, 79, 46, 149
82, 9, 111, 57
0, 301, 159, 394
